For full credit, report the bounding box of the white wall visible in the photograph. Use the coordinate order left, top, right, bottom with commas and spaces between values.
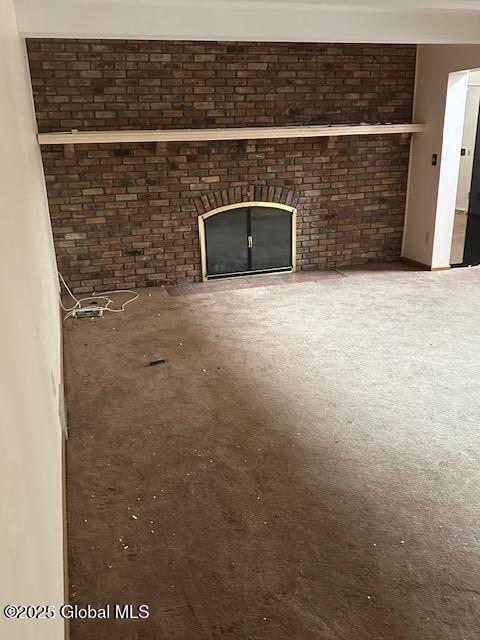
0, 0, 65, 638
403, 45, 480, 268
455, 74, 480, 212
13, 0, 480, 43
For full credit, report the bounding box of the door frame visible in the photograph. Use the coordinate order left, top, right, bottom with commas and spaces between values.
198, 201, 297, 282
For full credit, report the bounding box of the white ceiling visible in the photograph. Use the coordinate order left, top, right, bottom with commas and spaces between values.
18, 0, 480, 8
216, 0, 480, 6
14, 0, 480, 43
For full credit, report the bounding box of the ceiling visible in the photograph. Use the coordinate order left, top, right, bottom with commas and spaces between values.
15, 0, 480, 43
219, 0, 480, 6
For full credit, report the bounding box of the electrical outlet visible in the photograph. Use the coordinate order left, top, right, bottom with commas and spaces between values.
73, 307, 104, 318
425, 231, 431, 244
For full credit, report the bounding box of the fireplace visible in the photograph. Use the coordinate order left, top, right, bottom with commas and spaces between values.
27, 39, 415, 292
198, 202, 296, 281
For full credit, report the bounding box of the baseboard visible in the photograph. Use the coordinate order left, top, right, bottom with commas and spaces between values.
401, 257, 451, 271
59, 306, 70, 640
62, 432, 70, 640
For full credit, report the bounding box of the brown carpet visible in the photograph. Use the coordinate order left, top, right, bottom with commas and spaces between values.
64, 265, 480, 639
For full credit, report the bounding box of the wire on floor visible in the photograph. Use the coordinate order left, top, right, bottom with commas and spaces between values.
58, 271, 138, 321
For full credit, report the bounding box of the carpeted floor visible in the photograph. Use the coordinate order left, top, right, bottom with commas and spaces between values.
64, 264, 480, 640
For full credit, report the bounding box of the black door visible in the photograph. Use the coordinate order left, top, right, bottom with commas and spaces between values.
205, 207, 249, 277
205, 206, 293, 279
250, 206, 292, 272
461, 104, 480, 266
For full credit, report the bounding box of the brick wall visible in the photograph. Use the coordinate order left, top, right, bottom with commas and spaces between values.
27, 40, 416, 291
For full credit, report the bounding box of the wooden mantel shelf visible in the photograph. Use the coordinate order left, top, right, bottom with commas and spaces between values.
37, 123, 425, 145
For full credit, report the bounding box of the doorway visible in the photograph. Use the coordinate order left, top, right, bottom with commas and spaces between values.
451, 71, 480, 266
198, 202, 297, 281
459, 100, 480, 266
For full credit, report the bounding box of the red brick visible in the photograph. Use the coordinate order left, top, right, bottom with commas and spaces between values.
29, 40, 415, 292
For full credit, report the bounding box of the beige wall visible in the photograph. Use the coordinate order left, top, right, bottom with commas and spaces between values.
0, 0, 65, 638
403, 45, 480, 268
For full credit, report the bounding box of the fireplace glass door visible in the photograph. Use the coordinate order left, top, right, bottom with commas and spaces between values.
204, 205, 293, 279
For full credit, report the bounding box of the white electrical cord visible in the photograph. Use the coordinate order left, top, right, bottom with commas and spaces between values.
58, 271, 138, 321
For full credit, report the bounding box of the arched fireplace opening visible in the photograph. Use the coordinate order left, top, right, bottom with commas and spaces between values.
198, 202, 297, 281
